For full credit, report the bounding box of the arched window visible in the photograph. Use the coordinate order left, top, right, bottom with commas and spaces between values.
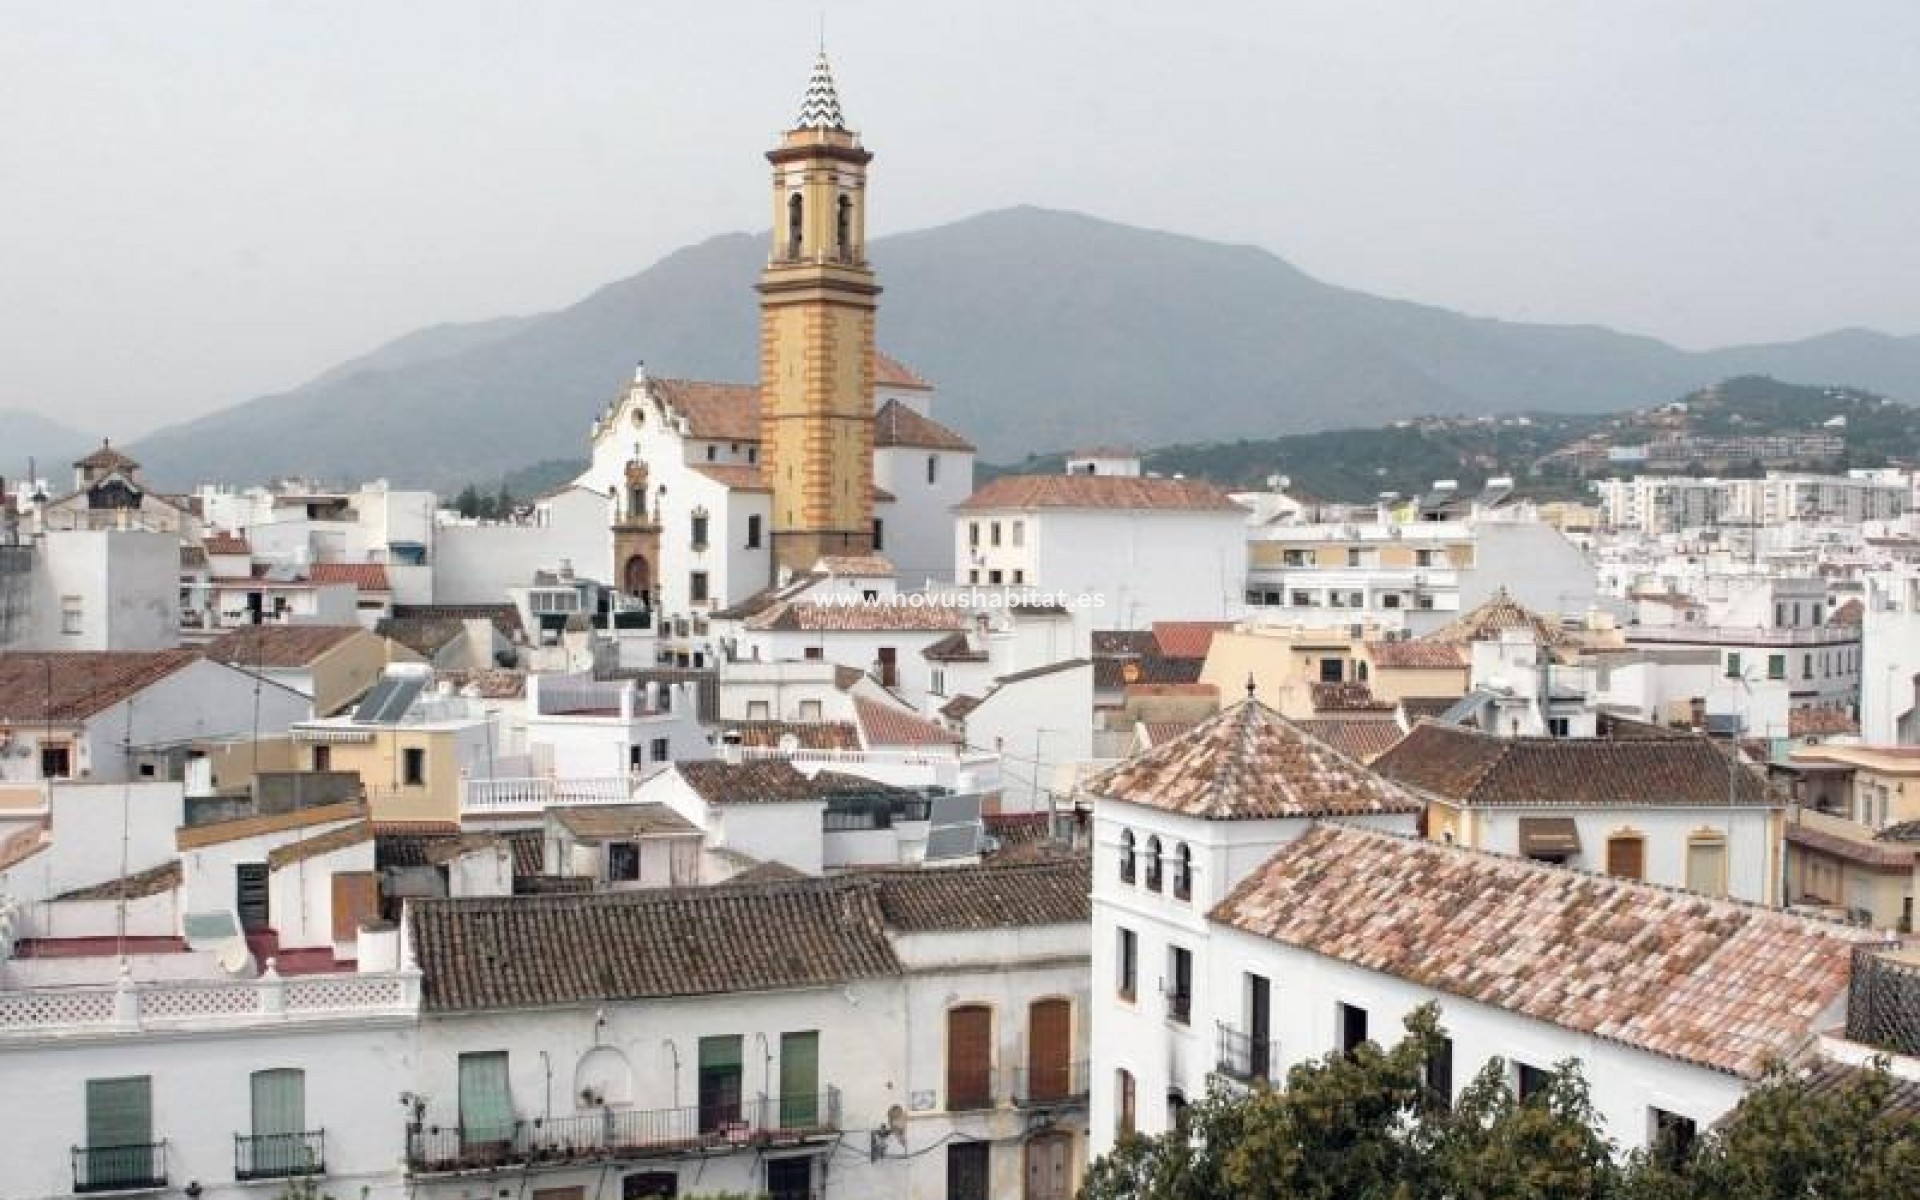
1118, 829, 1136, 885
786, 192, 804, 259
1144, 836, 1163, 893
1173, 843, 1193, 902
836, 194, 854, 260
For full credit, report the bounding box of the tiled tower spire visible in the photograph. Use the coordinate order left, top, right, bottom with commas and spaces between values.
794, 50, 846, 131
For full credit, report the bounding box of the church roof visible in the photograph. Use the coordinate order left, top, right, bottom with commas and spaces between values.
1428, 587, 1569, 647
794, 50, 847, 131
74, 439, 138, 472
653, 380, 762, 442
957, 474, 1244, 513
875, 400, 974, 452
874, 351, 932, 391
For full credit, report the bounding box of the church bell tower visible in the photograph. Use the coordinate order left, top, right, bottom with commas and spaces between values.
759, 52, 879, 580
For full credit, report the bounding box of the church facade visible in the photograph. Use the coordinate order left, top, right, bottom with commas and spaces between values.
576, 54, 974, 651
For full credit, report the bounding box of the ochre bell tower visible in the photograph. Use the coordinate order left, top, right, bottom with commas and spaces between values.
759, 52, 879, 580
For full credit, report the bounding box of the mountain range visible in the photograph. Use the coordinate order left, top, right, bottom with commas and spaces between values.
123, 207, 1920, 491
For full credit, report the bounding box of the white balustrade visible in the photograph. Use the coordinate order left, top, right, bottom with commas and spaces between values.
0, 971, 419, 1038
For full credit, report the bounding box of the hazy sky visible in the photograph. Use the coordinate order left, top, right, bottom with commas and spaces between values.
4, 1, 1918, 436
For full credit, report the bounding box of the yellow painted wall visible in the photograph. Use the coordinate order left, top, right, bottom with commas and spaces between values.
313, 729, 463, 824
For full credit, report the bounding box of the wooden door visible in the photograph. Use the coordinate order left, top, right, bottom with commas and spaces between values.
1025, 1132, 1071, 1200
1026, 999, 1070, 1101
947, 1006, 992, 1110
331, 871, 379, 943
1607, 836, 1646, 880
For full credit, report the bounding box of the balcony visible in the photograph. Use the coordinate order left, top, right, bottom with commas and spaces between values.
0, 972, 420, 1041
460, 774, 643, 816
234, 1130, 325, 1180
72, 1143, 167, 1193
1010, 1060, 1090, 1109
1216, 1024, 1280, 1086
404, 1090, 841, 1174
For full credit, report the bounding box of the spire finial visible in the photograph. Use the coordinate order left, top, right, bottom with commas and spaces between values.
794, 48, 847, 131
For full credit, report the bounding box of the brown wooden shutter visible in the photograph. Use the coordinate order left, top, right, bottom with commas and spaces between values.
1607, 836, 1645, 881
947, 1006, 992, 1110
1027, 999, 1070, 1101
331, 871, 380, 942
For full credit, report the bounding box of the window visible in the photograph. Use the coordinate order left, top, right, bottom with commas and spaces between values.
1012, 570, 1024, 584
968, 569, 979, 584
1606, 833, 1646, 881
746, 700, 770, 720
697, 1036, 743, 1133
1767, 653, 1785, 680
1026, 998, 1073, 1103
1167, 946, 1192, 1025
1144, 836, 1163, 892
623, 1173, 678, 1200
931, 668, 946, 697
1244, 973, 1273, 1083
1172, 843, 1192, 901
705, 445, 716, 463
40, 744, 72, 779
1338, 1003, 1369, 1055
243, 1069, 308, 1179
798, 699, 823, 721
1319, 658, 1344, 683
1115, 1069, 1136, 1138
607, 843, 640, 882
834, 193, 853, 260
1347, 548, 1363, 567
311, 745, 331, 772
650, 738, 670, 763
786, 192, 803, 257
1515, 1062, 1550, 1103
1424, 1037, 1453, 1111
990, 522, 1002, 547
236, 862, 270, 932
1119, 829, 1136, 884
746, 515, 761, 549
926, 455, 939, 485
779, 1031, 820, 1128
61, 594, 82, 636
1167, 1089, 1190, 1129
403, 747, 426, 787
690, 512, 709, 547
1012, 520, 1025, 547
1383, 593, 1402, 608
872, 518, 884, 550
689, 572, 709, 605
83, 1076, 157, 1190
803, 646, 823, 661
946, 1005, 993, 1110
988, 569, 1003, 585
1725, 651, 1743, 680
1547, 717, 1570, 737
1650, 1108, 1697, 1168
1802, 653, 1813, 680
1685, 835, 1727, 898
876, 646, 898, 688
1291, 590, 1313, 607
458, 1052, 514, 1146
946, 1142, 989, 1200
968, 522, 980, 547
1116, 927, 1137, 1001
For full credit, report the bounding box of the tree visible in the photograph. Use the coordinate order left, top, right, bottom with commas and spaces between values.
1421, 1058, 1615, 1200
453, 483, 481, 519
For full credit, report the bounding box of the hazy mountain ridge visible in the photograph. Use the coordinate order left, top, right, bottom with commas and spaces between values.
123, 208, 1920, 490
0, 409, 100, 483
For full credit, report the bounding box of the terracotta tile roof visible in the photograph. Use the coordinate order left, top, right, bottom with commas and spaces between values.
710, 573, 825, 621
869, 857, 1090, 931
653, 379, 761, 441
922, 632, 987, 662
958, 474, 1244, 513
204, 624, 362, 669
1296, 719, 1407, 762
817, 554, 896, 577
745, 598, 968, 633
1373, 722, 1774, 807
873, 399, 973, 451
723, 720, 862, 751
74, 440, 138, 471
676, 759, 838, 806
1124, 682, 1217, 699
1828, 598, 1864, 627
1310, 681, 1396, 713
54, 860, 182, 902
1789, 707, 1859, 737
1152, 621, 1234, 660
1785, 820, 1915, 868
1364, 639, 1470, 670
873, 351, 933, 391
553, 804, 700, 841
941, 694, 982, 721
176, 800, 366, 851
1139, 720, 1200, 747
995, 658, 1092, 686
436, 668, 528, 700
0, 650, 202, 723
202, 533, 251, 556
1087, 699, 1424, 821
0, 823, 50, 871
306, 562, 391, 592
1212, 822, 1884, 1079
854, 695, 960, 747
1092, 631, 1159, 656
690, 463, 770, 492
873, 485, 897, 503
410, 876, 903, 1011
1095, 654, 1205, 689
1399, 696, 1464, 723
1428, 588, 1569, 647
266, 820, 374, 869
390, 604, 524, 639
1790, 1056, 1920, 1122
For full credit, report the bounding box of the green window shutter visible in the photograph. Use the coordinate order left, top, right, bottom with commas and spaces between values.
780, 1032, 819, 1127
87, 1077, 151, 1148
458, 1052, 514, 1143
698, 1035, 742, 1072
251, 1069, 305, 1136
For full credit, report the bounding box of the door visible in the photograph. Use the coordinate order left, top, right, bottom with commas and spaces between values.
946, 1006, 992, 1110
1607, 835, 1646, 881
698, 1036, 743, 1133
1247, 974, 1272, 1081
330, 872, 379, 943
236, 862, 270, 932
458, 1051, 514, 1151
947, 1142, 989, 1200
877, 647, 898, 688
780, 1031, 819, 1129
85, 1077, 153, 1189
248, 1068, 306, 1176
765, 1158, 813, 1200
1026, 999, 1070, 1102
1025, 1132, 1071, 1200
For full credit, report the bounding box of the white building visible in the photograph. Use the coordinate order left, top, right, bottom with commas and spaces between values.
0, 528, 180, 652
955, 472, 1248, 627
